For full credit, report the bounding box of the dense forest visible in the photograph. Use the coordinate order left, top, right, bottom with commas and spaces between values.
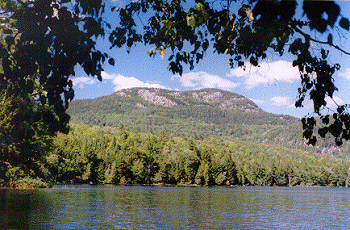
44, 123, 350, 187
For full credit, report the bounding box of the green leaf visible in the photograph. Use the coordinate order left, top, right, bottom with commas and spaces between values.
336, 137, 343, 146
327, 34, 333, 44
195, 2, 209, 21
228, 58, 233, 67
108, 58, 115, 66
160, 49, 166, 58
3, 28, 13, 34
147, 49, 156, 57
308, 136, 317, 146
318, 127, 328, 138
97, 71, 102, 81
321, 49, 329, 59
187, 15, 196, 28
247, 10, 253, 21
339, 17, 350, 30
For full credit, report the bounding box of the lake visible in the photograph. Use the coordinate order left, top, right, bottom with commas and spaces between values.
1, 185, 350, 229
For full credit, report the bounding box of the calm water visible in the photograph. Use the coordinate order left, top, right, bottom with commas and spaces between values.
1, 185, 350, 229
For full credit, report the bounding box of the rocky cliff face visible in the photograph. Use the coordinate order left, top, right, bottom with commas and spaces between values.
111, 87, 262, 113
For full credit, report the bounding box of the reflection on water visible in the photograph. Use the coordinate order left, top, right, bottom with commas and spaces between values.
1, 185, 350, 229
0, 189, 54, 229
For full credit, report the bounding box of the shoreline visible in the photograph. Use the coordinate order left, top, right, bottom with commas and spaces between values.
2, 182, 348, 190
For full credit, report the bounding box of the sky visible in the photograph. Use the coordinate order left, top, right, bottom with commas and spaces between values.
71, 0, 350, 118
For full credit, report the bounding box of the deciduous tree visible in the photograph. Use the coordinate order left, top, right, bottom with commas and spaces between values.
0, 0, 110, 182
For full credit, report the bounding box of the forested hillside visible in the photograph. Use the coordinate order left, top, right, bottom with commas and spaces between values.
68, 88, 297, 130
68, 88, 298, 139
68, 88, 350, 158
47, 124, 350, 187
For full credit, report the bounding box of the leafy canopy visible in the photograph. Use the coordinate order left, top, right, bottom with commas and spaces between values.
0, 0, 109, 118
0, 0, 112, 179
110, 0, 350, 145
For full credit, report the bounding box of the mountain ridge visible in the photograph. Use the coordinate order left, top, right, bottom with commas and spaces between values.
67, 87, 350, 158
68, 87, 299, 130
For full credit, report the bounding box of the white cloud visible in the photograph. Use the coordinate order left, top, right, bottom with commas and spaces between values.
339, 68, 350, 80
251, 99, 265, 104
72, 72, 167, 92
173, 71, 239, 90
325, 95, 344, 108
111, 0, 139, 6
228, 60, 300, 88
72, 77, 98, 88
271, 96, 295, 108
101, 72, 167, 91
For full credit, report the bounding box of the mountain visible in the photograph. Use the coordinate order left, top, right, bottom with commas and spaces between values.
68, 87, 298, 134
67, 87, 350, 158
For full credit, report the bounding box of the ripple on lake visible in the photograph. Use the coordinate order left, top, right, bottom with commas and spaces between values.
1, 185, 350, 229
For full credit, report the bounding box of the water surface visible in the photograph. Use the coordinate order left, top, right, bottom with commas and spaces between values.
1, 185, 350, 229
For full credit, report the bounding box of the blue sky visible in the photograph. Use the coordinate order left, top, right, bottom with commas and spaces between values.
71, 1, 350, 118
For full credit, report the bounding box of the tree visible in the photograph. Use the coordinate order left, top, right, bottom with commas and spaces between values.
110, 0, 350, 145
0, 0, 111, 183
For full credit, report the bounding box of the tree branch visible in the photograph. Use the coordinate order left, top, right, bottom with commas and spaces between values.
292, 24, 350, 56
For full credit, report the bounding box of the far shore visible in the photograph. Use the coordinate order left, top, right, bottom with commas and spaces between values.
2, 182, 348, 190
